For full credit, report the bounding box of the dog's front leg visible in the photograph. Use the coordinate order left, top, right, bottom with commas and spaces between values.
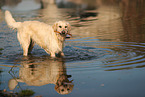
58, 51, 64, 57
44, 49, 56, 57
50, 52, 56, 57
60, 52, 64, 57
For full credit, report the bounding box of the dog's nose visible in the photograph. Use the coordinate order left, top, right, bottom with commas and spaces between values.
61, 31, 66, 34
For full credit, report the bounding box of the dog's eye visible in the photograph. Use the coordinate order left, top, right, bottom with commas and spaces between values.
61, 89, 64, 92
59, 26, 62, 28
65, 26, 67, 28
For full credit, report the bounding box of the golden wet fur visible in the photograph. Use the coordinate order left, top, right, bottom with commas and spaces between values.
5, 10, 71, 57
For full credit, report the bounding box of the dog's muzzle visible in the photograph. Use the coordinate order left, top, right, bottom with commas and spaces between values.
60, 30, 67, 35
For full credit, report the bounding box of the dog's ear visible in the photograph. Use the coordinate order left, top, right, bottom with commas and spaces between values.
53, 22, 58, 31
67, 22, 71, 33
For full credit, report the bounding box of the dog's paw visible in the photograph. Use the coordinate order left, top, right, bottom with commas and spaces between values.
50, 53, 56, 58
60, 52, 65, 57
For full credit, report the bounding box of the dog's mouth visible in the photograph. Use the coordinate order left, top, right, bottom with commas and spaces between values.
60, 30, 67, 35
54, 31, 72, 38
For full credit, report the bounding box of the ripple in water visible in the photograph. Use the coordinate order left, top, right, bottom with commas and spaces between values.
1, 37, 145, 72
65, 38, 145, 71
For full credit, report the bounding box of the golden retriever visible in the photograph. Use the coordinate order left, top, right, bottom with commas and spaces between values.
5, 10, 71, 57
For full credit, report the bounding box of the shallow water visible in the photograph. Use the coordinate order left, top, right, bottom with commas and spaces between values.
0, 0, 145, 97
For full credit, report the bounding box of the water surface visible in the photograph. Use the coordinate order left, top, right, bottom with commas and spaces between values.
0, 0, 145, 97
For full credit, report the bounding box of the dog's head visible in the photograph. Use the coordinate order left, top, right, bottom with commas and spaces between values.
53, 21, 71, 36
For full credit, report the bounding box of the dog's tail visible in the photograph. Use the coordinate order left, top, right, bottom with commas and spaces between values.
5, 10, 21, 29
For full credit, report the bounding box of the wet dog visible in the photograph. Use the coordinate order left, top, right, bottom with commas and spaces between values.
5, 10, 71, 57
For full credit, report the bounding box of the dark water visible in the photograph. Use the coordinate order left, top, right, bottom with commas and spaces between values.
0, 0, 145, 97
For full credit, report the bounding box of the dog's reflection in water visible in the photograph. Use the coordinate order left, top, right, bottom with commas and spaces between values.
9, 57, 74, 95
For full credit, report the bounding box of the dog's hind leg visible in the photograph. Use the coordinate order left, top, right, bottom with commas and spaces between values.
22, 41, 30, 56
28, 39, 35, 54
17, 33, 31, 56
